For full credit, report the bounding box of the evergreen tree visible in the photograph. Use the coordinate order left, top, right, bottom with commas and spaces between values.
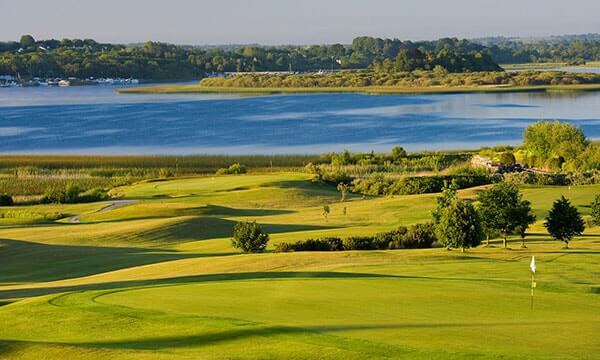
545, 196, 585, 249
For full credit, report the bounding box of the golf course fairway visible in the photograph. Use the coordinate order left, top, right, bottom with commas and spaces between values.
0, 173, 598, 359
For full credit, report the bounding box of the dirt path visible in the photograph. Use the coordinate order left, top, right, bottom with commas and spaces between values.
68, 200, 139, 223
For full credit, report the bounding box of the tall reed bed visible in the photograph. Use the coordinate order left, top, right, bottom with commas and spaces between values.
0, 154, 325, 196
0, 154, 323, 172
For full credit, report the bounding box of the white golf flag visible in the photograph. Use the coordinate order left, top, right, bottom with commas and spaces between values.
530, 256, 536, 274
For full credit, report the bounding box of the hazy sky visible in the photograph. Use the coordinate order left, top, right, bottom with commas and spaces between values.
2, 0, 599, 45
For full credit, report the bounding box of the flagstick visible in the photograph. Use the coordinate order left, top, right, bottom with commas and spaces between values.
531, 272, 535, 310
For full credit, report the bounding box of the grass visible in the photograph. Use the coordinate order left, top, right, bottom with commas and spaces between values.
0, 173, 599, 359
118, 83, 600, 95
502, 61, 600, 71
0, 154, 324, 198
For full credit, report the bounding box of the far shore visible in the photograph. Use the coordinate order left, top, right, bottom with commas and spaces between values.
118, 83, 600, 96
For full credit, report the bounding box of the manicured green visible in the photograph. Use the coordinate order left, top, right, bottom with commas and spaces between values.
0, 173, 599, 359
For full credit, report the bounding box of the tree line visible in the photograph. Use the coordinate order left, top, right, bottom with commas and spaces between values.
4, 34, 600, 80
231, 182, 596, 253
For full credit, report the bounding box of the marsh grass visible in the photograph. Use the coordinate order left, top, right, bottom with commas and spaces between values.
0, 155, 324, 196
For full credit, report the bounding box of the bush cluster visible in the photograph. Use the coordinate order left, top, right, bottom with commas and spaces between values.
276, 223, 437, 252
216, 163, 248, 175
275, 237, 344, 252
352, 174, 496, 196
503, 171, 600, 186
42, 184, 109, 204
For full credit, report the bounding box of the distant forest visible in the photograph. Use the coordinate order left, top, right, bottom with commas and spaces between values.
1, 34, 600, 80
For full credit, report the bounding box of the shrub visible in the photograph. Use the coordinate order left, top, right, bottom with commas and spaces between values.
42, 183, 98, 204
43, 187, 66, 204
447, 163, 492, 177
504, 172, 569, 186
0, 194, 13, 206
217, 163, 248, 175
569, 170, 600, 186
64, 183, 82, 203
498, 152, 516, 165
404, 223, 437, 248
320, 237, 344, 251
276, 237, 344, 252
274, 242, 294, 253
388, 226, 409, 249
158, 168, 174, 178
373, 231, 395, 250
343, 236, 376, 250
231, 221, 269, 253
353, 174, 495, 196
503, 172, 537, 185
78, 188, 110, 203
547, 157, 565, 172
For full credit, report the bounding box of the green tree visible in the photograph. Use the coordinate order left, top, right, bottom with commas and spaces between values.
544, 196, 585, 249
498, 152, 516, 166
524, 121, 589, 169
19, 34, 35, 48
432, 181, 458, 224
591, 194, 600, 226
436, 199, 484, 252
64, 183, 81, 203
331, 150, 352, 166
394, 49, 414, 71
337, 183, 349, 202
231, 221, 269, 253
391, 146, 407, 162
477, 182, 531, 248
433, 65, 448, 77
513, 200, 536, 248
323, 205, 331, 221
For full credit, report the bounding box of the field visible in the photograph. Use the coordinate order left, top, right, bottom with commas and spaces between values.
0, 173, 599, 359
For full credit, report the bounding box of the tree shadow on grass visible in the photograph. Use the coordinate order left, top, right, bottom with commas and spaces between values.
195, 204, 293, 217
0, 269, 524, 301
259, 179, 340, 195
81, 204, 295, 224
0, 320, 585, 352
0, 239, 223, 284
0, 271, 398, 301
135, 216, 337, 243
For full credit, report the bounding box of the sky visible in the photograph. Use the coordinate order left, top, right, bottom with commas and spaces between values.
1, 0, 599, 45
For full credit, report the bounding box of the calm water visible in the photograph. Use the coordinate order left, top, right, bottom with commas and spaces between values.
1, 85, 600, 154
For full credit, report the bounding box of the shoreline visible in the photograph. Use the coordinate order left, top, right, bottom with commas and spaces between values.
118, 83, 600, 95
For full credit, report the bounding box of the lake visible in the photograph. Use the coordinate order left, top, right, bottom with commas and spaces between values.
1, 85, 600, 154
